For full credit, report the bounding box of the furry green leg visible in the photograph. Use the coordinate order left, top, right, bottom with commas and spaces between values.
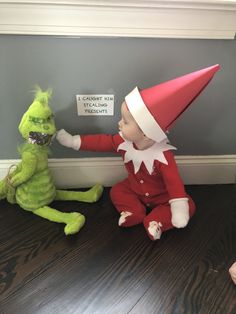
0, 179, 16, 203
0, 179, 7, 200
55, 184, 104, 203
32, 206, 85, 235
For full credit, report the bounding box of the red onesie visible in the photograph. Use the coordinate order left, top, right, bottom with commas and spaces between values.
80, 133, 195, 239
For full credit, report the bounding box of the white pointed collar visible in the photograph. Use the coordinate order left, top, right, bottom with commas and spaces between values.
117, 133, 176, 174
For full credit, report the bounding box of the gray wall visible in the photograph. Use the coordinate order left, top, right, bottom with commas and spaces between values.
0, 35, 235, 159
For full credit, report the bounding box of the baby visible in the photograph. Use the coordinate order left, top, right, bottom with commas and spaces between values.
57, 65, 219, 240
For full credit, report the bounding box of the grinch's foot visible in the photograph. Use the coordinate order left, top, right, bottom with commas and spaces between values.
64, 212, 85, 235
82, 184, 104, 203
55, 185, 104, 203
0, 180, 7, 200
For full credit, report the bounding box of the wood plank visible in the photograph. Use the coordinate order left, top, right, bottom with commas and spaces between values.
129, 185, 236, 314
0, 186, 235, 314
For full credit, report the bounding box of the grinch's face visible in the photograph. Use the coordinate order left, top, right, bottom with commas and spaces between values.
27, 113, 56, 145
19, 109, 56, 146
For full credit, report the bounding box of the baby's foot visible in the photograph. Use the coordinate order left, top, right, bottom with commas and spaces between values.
147, 221, 163, 240
118, 211, 144, 227
119, 211, 132, 226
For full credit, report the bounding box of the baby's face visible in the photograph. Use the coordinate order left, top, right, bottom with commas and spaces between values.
118, 102, 144, 143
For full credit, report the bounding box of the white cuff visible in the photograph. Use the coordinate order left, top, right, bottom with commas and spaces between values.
72, 135, 81, 150
169, 197, 188, 204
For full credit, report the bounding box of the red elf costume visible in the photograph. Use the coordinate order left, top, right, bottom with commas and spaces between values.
57, 64, 220, 240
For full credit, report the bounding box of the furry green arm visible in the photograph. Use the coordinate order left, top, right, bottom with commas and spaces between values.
10, 151, 37, 187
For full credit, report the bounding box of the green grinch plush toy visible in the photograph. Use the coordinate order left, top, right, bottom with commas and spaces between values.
0, 87, 103, 235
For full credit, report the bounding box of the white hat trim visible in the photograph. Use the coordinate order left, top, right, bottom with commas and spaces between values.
125, 87, 167, 143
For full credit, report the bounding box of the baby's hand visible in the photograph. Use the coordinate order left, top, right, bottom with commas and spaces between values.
56, 129, 73, 148
170, 198, 189, 228
229, 262, 236, 284
56, 129, 81, 150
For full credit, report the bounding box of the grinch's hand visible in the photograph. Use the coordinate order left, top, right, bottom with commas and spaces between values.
9, 153, 37, 188
10, 176, 21, 188
56, 129, 81, 150
170, 198, 189, 228
6, 184, 16, 204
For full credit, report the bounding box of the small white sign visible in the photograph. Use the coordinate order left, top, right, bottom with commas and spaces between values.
76, 94, 114, 116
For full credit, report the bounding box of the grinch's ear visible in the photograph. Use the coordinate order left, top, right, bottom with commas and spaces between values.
46, 88, 52, 99
33, 86, 52, 105
34, 85, 52, 99
34, 85, 42, 96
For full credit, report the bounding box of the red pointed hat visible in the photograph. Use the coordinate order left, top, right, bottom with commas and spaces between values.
125, 64, 220, 143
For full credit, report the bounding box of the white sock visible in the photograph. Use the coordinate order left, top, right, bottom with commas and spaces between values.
148, 221, 162, 240
118, 211, 132, 226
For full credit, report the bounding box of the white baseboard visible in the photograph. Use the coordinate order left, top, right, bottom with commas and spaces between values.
1, 1, 236, 39
0, 156, 236, 188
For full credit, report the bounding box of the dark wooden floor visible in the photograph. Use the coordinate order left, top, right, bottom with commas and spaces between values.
0, 185, 236, 314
